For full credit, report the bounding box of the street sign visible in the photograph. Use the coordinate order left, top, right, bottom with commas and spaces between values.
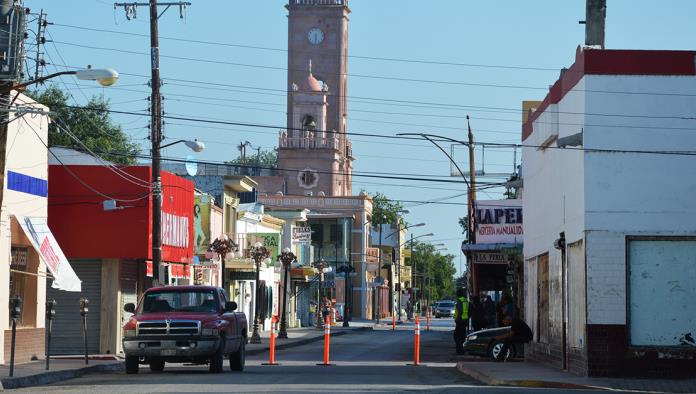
321, 272, 335, 288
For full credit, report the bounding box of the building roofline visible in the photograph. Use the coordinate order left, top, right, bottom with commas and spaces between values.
522, 46, 696, 142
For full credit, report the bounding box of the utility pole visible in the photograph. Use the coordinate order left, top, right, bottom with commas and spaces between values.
115, 1, 190, 284
0, 0, 26, 244
466, 116, 477, 245
580, 0, 606, 48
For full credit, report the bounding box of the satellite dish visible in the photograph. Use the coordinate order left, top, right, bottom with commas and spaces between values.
185, 155, 198, 176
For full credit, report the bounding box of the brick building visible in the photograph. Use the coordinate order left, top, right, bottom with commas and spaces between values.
522, 47, 696, 377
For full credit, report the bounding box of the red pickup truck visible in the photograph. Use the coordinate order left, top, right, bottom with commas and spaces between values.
122, 286, 247, 374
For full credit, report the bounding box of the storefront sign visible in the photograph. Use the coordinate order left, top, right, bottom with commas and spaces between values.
16, 216, 81, 292
170, 263, 191, 279
162, 211, 190, 248
474, 200, 523, 245
193, 195, 211, 254
472, 253, 508, 264
292, 226, 312, 244
247, 233, 280, 261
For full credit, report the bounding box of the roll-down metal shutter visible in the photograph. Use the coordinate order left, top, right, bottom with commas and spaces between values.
46, 260, 102, 355
120, 261, 139, 327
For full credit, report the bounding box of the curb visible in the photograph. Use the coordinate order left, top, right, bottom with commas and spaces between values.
1, 362, 124, 390
247, 326, 372, 356
456, 362, 607, 391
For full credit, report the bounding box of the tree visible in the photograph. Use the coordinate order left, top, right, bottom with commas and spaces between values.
28, 86, 140, 165
369, 191, 405, 225
227, 150, 278, 167
409, 241, 457, 302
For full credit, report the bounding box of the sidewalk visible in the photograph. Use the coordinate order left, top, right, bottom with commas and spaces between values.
456, 359, 696, 393
0, 356, 123, 390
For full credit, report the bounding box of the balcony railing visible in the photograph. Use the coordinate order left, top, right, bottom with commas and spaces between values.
289, 0, 347, 6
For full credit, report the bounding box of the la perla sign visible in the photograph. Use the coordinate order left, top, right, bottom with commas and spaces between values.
162, 211, 189, 248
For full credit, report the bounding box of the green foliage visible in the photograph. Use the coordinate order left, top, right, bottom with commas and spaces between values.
28, 85, 140, 165
369, 191, 405, 225
408, 241, 458, 301
458, 216, 468, 236
227, 150, 278, 167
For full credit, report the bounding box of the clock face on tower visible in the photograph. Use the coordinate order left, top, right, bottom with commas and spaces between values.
307, 27, 324, 45
298, 168, 319, 189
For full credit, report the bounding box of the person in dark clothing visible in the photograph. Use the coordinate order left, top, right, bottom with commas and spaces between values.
453, 288, 470, 355
482, 295, 496, 328
493, 315, 533, 361
470, 296, 485, 332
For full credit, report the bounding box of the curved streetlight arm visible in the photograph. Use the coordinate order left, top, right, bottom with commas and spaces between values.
398, 232, 434, 248
397, 132, 471, 190
385, 222, 425, 239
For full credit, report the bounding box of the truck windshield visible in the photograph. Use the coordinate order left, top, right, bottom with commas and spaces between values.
140, 290, 218, 314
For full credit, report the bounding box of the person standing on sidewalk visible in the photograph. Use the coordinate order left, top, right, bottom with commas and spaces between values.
493, 315, 533, 361
470, 295, 484, 332
483, 295, 496, 328
453, 288, 470, 355
308, 301, 317, 327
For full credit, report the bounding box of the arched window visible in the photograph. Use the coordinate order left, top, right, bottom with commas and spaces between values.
302, 115, 316, 132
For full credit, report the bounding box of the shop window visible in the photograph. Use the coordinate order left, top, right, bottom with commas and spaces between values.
537, 253, 549, 343
9, 246, 38, 328
311, 224, 323, 243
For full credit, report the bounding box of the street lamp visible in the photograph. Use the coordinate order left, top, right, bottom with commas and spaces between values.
277, 248, 296, 339
387, 221, 425, 321
249, 242, 270, 344
160, 139, 205, 152
13, 68, 119, 91
400, 232, 434, 316
313, 259, 332, 328
151, 138, 205, 285
335, 263, 355, 327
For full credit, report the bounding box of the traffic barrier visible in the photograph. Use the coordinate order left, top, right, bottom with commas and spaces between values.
262, 319, 279, 366
408, 315, 421, 366
317, 316, 333, 366
426, 308, 431, 332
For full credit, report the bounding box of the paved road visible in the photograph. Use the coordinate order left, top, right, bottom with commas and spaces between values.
16, 319, 615, 393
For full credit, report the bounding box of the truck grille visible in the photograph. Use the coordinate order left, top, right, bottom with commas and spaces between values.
136, 320, 201, 336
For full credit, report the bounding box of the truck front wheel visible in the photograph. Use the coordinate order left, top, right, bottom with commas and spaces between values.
125, 356, 139, 374
229, 339, 245, 371
209, 337, 225, 373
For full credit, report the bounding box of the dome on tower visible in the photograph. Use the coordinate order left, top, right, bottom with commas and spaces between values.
297, 59, 325, 92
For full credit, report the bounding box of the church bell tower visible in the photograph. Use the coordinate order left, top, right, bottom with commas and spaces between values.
278, 0, 353, 197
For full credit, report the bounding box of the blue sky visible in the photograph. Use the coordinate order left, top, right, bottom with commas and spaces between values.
29, 0, 696, 275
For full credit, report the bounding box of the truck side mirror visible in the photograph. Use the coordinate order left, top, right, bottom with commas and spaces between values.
124, 303, 136, 313
224, 301, 237, 313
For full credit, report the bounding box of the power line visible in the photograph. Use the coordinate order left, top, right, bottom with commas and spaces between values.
51, 22, 560, 72
50, 39, 696, 99
52, 62, 696, 124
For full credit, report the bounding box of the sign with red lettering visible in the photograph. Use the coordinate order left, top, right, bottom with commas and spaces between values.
474, 200, 523, 245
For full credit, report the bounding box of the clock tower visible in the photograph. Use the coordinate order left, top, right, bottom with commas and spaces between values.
278, 0, 353, 197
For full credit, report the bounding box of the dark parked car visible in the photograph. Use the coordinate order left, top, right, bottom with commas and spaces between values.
462, 326, 519, 360
434, 300, 455, 318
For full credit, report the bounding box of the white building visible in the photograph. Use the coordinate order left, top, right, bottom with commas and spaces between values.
522, 47, 696, 377
1, 95, 80, 364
